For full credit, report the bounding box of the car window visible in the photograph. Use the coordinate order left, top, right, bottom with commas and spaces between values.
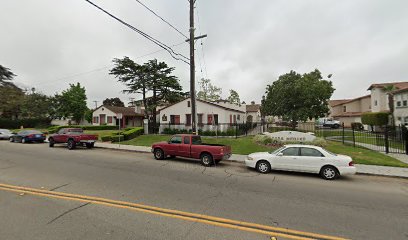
58, 129, 65, 134
184, 136, 190, 144
301, 148, 324, 157
18, 131, 26, 135
170, 136, 182, 144
191, 136, 202, 145
280, 147, 300, 156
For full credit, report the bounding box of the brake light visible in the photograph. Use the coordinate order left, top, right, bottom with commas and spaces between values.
28, 134, 34, 138
349, 161, 354, 166
221, 148, 224, 154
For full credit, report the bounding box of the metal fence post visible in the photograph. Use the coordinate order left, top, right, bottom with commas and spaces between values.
352, 125, 356, 148
384, 125, 389, 154
342, 123, 345, 145
404, 126, 408, 155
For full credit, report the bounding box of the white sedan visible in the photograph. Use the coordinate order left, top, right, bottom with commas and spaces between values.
245, 144, 356, 180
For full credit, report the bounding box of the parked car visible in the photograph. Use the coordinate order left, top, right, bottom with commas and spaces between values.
245, 144, 356, 180
317, 118, 341, 129
151, 134, 232, 166
48, 128, 98, 150
9, 130, 46, 143
0, 129, 13, 140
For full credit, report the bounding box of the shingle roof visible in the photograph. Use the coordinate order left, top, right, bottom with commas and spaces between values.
329, 99, 350, 107
330, 95, 371, 107
158, 98, 245, 113
97, 105, 144, 117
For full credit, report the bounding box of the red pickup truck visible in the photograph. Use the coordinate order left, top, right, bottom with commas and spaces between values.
48, 128, 98, 150
151, 134, 232, 166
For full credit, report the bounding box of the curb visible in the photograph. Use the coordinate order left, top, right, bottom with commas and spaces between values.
95, 145, 408, 179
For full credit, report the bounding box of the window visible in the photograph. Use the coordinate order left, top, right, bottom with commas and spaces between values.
192, 136, 202, 145
374, 100, 378, 106
170, 136, 182, 144
397, 117, 402, 121
207, 115, 213, 125
170, 115, 180, 124
280, 147, 300, 156
186, 114, 191, 126
198, 114, 203, 125
183, 136, 190, 144
343, 106, 346, 112
397, 101, 401, 107
214, 114, 218, 125
237, 115, 240, 121
404, 117, 408, 123
403, 100, 407, 107
300, 148, 324, 157
107, 116, 112, 123
93, 116, 99, 123
233, 115, 237, 123
187, 101, 191, 107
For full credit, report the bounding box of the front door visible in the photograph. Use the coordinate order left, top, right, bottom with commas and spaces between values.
298, 147, 326, 173
167, 135, 182, 156
273, 147, 300, 171
99, 114, 106, 125
179, 136, 191, 157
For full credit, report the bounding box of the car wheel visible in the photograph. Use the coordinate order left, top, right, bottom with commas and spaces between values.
9, 137, 14, 143
21, 138, 26, 144
86, 143, 94, 149
154, 148, 164, 160
256, 160, 271, 174
49, 138, 55, 147
67, 139, 76, 150
320, 166, 339, 180
200, 153, 213, 167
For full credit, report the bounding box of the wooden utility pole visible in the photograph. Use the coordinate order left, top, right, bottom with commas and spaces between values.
189, 0, 197, 133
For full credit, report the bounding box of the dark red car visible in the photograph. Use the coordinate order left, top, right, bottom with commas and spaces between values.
48, 128, 98, 150
151, 134, 232, 166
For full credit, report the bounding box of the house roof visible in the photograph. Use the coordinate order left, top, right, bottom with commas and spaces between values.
246, 104, 260, 112
158, 98, 246, 113
391, 87, 408, 95
367, 81, 408, 90
95, 105, 144, 117
329, 99, 350, 107
330, 95, 371, 107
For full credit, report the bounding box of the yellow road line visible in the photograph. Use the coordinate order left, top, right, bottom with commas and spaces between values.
0, 183, 349, 240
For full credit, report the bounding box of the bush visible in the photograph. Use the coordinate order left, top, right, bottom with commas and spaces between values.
48, 125, 119, 133
100, 135, 112, 142
111, 135, 125, 142
123, 127, 144, 140
361, 112, 389, 126
0, 118, 51, 129
351, 122, 364, 130
103, 127, 144, 142
311, 137, 328, 147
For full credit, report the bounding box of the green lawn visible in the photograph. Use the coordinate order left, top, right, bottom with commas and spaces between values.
121, 134, 408, 168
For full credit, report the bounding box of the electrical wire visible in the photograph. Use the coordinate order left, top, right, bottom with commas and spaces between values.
133, 0, 188, 39
85, 0, 190, 65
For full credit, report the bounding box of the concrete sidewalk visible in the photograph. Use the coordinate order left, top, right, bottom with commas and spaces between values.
95, 142, 408, 178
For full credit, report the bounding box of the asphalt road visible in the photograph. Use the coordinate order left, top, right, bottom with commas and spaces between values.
0, 141, 407, 240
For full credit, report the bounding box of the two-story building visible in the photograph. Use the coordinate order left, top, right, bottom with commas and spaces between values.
329, 95, 371, 127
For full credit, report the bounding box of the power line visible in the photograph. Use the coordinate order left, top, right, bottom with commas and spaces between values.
133, 0, 188, 39
85, 0, 189, 64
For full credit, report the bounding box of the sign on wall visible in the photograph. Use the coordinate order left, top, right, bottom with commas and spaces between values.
264, 131, 316, 142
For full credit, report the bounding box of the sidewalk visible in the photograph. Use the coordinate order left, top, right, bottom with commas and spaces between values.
95, 142, 408, 178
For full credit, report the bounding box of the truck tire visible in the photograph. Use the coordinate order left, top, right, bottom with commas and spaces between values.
67, 139, 76, 150
154, 148, 165, 160
200, 153, 214, 167
86, 142, 94, 149
49, 138, 55, 147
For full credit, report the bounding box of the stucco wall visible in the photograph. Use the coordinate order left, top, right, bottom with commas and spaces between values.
92, 107, 116, 126
394, 92, 408, 125
371, 88, 388, 112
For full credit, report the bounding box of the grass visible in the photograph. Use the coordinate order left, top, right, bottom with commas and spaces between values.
325, 141, 408, 168
121, 134, 408, 168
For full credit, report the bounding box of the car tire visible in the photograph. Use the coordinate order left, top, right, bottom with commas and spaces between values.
67, 139, 76, 150
320, 166, 339, 180
154, 148, 165, 160
333, 124, 340, 129
86, 143, 94, 149
256, 160, 271, 174
21, 138, 26, 144
49, 138, 55, 147
200, 153, 214, 167
9, 137, 14, 143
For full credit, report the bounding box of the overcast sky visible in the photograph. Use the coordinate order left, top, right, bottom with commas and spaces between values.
1, 0, 408, 107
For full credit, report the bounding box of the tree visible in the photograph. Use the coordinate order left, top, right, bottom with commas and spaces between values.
84, 108, 93, 123
54, 83, 88, 124
0, 84, 24, 119
20, 92, 52, 119
103, 97, 125, 107
197, 78, 222, 101
0, 65, 16, 86
227, 89, 241, 106
383, 85, 397, 126
262, 69, 335, 129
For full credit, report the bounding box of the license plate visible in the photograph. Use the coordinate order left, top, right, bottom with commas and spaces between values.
36, 134, 41, 138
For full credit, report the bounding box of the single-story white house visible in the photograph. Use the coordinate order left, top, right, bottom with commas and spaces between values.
158, 98, 246, 133
246, 101, 261, 122
92, 105, 144, 128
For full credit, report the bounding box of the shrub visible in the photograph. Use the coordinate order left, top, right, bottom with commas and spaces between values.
47, 125, 119, 133
100, 135, 112, 142
361, 112, 389, 126
311, 137, 328, 147
351, 122, 364, 130
111, 135, 125, 142
123, 127, 143, 140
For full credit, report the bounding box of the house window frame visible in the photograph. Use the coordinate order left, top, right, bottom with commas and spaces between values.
343, 106, 346, 112
397, 101, 402, 107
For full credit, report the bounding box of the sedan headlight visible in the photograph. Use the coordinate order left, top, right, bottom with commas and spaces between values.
247, 157, 254, 161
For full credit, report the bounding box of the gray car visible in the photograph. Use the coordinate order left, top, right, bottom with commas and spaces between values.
0, 129, 13, 140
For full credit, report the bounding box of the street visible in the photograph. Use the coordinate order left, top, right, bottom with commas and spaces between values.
0, 141, 407, 240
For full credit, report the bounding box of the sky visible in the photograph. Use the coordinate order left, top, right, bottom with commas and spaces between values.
1, 0, 408, 108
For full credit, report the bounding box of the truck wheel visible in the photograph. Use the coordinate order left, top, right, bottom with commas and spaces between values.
200, 153, 214, 167
86, 143, 94, 149
67, 139, 76, 150
49, 138, 55, 147
154, 148, 164, 160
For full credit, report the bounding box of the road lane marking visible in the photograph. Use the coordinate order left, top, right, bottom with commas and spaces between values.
0, 183, 348, 240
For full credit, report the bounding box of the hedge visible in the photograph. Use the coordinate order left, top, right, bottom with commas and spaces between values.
361, 112, 389, 126
162, 127, 240, 136
48, 125, 119, 133
104, 127, 144, 142
351, 122, 364, 130
0, 118, 51, 129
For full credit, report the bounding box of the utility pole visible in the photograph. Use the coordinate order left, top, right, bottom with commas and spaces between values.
93, 100, 99, 109
189, 0, 196, 134
189, 0, 207, 134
